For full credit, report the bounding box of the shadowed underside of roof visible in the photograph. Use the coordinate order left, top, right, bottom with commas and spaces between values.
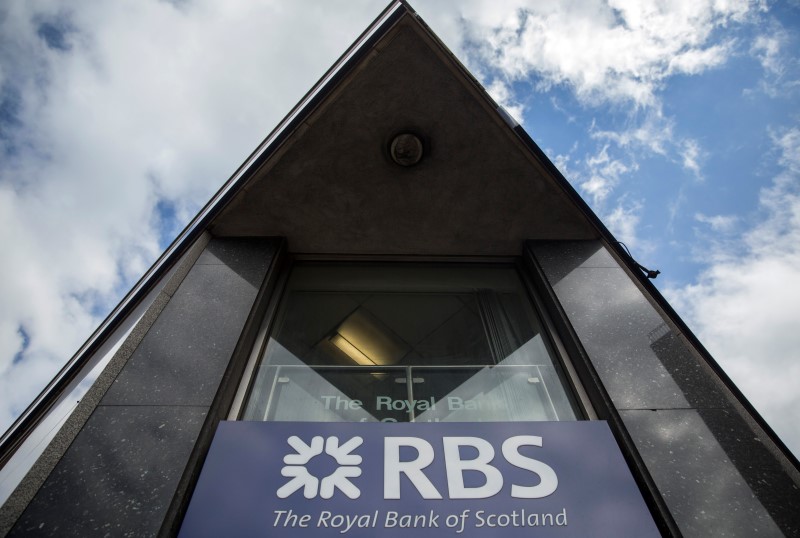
209, 11, 597, 254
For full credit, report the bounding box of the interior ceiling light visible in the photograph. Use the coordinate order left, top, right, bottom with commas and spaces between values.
330, 333, 376, 366
389, 132, 424, 166
330, 309, 409, 366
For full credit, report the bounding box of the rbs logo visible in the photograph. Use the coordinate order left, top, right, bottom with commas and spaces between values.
278, 436, 364, 500
278, 435, 558, 501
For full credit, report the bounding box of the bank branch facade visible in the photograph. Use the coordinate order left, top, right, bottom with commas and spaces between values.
1, 2, 799, 537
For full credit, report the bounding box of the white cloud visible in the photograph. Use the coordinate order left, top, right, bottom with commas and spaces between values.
774, 126, 800, 170
745, 23, 800, 98
667, 42, 731, 75
551, 151, 576, 179
580, 144, 637, 205
485, 78, 525, 124
604, 198, 646, 250
751, 33, 784, 76
694, 212, 738, 232
569, 111, 704, 221
420, 0, 753, 210
591, 115, 669, 155
680, 139, 704, 178
428, 0, 756, 109
591, 111, 705, 174
668, 126, 800, 456
0, 0, 386, 432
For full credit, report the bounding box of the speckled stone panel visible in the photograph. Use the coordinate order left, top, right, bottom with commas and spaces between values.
534, 253, 728, 411
100, 264, 259, 406
8, 406, 207, 537
528, 240, 618, 281
529, 240, 799, 537
101, 238, 277, 407
194, 237, 276, 288
7, 237, 278, 536
622, 409, 790, 537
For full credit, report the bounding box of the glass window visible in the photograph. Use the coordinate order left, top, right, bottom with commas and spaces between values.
242, 264, 579, 422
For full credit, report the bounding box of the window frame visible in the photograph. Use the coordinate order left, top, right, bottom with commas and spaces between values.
227, 254, 596, 421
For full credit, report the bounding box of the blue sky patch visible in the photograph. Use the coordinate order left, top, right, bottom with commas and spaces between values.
12, 326, 30, 365
36, 16, 74, 52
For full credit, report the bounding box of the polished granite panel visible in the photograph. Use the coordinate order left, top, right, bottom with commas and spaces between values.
195, 237, 277, 288
693, 408, 800, 536
102, 263, 259, 406
10, 406, 207, 537
550, 267, 730, 410
529, 239, 617, 283
622, 409, 794, 537
648, 329, 730, 407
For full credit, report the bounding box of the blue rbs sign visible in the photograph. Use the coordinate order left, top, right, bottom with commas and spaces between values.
179, 421, 659, 537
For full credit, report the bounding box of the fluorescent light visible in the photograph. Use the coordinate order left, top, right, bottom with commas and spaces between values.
330, 333, 376, 366
330, 309, 410, 366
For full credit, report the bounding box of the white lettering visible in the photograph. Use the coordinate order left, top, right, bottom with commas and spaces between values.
385, 510, 440, 528
474, 509, 568, 527
272, 509, 311, 528
384, 437, 442, 499
320, 395, 362, 410
443, 437, 503, 499
501, 436, 558, 498
444, 510, 470, 533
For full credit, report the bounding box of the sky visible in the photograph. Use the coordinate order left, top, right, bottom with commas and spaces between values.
0, 0, 798, 461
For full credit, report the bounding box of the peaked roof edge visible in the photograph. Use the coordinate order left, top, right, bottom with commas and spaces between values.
2, 0, 797, 476
415, 9, 800, 472
0, 0, 410, 466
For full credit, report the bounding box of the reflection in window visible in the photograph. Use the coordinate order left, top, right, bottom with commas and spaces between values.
242, 264, 578, 422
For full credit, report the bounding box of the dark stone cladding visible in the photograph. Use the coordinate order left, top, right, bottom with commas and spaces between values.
528, 240, 800, 537
9, 238, 278, 537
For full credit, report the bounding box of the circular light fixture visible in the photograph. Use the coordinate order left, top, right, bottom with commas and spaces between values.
389, 133, 424, 166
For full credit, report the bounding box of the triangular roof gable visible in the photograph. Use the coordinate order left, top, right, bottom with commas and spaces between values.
209, 2, 598, 255
0, 0, 604, 454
